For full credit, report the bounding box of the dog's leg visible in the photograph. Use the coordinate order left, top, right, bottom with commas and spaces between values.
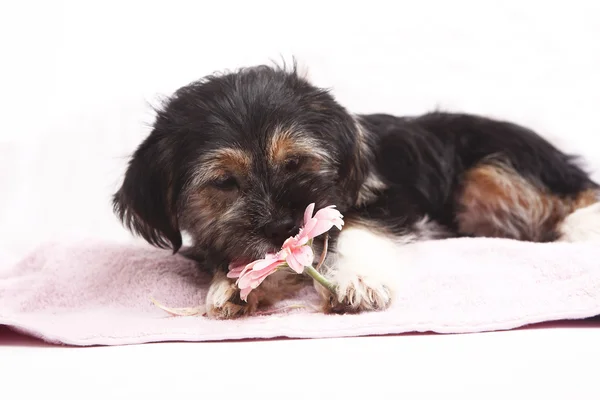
314, 225, 401, 313
206, 269, 311, 319
455, 161, 600, 243
205, 271, 257, 319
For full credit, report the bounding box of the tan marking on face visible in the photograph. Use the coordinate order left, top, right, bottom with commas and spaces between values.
456, 163, 570, 242
208, 148, 251, 176
267, 126, 327, 172
187, 186, 230, 212
190, 147, 251, 188
268, 126, 306, 163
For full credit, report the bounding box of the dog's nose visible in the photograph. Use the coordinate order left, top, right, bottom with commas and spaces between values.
264, 218, 297, 244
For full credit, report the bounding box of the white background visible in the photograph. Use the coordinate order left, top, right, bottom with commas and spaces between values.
1, 0, 600, 398
1, 0, 600, 262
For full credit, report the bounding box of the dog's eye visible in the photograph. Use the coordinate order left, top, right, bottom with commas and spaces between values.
284, 157, 305, 172
212, 175, 238, 191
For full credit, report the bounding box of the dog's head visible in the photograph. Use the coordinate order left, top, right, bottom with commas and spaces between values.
113, 65, 369, 265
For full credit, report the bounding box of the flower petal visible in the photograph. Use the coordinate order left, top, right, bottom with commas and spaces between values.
314, 206, 344, 224
305, 219, 336, 239
304, 203, 315, 226
236, 259, 261, 276
227, 260, 249, 279
286, 253, 304, 273
294, 232, 311, 246
311, 207, 344, 235
298, 216, 318, 241
294, 246, 314, 269
247, 270, 273, 289
237, 266, 277, 293
285, 246, 314, 273
236, 259, 281, 289
282, 236, 300, 251
226, 265, 245, 279
251, 257, 285, 271
240, 287, 252, 302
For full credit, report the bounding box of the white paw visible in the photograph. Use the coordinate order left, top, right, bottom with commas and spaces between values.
323, 271, 392, 313
205, 272, 256, 319
559, 202, 600, 243
316, 225, 399, 313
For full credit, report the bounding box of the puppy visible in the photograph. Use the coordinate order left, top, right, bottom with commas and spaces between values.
113, 64, 600, 319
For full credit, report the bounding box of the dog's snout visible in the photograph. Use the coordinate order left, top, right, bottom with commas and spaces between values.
264, 218, 297, 244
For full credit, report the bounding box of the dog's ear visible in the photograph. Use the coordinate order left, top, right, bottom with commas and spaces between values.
112, 134, 183, 253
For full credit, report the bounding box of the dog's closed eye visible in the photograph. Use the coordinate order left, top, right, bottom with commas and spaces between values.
283, 156, 306, 172
211, 175, 239, 191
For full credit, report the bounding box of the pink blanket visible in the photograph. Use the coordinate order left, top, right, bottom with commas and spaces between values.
1, 237, 600, 346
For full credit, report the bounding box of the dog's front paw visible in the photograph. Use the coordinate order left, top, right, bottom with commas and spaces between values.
319, 272, 392, 314
205, 272, 257, 320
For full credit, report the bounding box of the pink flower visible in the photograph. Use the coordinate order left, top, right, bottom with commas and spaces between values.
228, 203, 344, 302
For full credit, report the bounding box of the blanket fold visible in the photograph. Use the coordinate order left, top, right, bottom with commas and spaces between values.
1, 237, 599, 346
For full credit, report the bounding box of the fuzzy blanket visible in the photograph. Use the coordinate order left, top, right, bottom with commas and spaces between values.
1, 237, 599, 346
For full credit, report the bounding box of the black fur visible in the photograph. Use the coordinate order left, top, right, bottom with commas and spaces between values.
352, 112, 598, 236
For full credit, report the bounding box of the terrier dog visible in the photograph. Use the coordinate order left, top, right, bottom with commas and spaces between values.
113, 64, 600, 319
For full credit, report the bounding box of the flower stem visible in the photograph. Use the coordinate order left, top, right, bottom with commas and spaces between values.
304, 233, 337, 294
304, 265, 337, 294
315, 233, 329, 272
